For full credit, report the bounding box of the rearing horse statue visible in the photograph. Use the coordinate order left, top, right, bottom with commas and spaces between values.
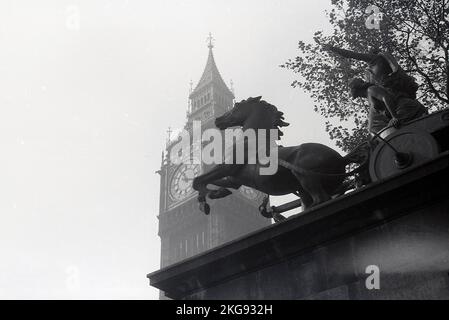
192, 97, 362, 216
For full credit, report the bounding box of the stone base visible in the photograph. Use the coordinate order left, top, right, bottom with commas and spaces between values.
148, 152, 449, 300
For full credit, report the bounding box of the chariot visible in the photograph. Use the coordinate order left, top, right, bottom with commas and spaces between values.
262, 109, 449, 221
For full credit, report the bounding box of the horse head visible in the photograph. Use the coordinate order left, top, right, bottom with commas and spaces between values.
215, 96, 289, 137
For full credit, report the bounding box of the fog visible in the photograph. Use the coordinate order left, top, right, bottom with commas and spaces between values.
0, 0, 333, 299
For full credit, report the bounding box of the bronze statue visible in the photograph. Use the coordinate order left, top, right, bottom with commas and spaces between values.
322, 44, 426, 134
191, 47, 434, 217
349, 78, 428, 134
192, 97, 363, 215
322, 44, 419, 100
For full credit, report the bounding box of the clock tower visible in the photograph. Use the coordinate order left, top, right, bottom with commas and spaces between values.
157, 36, 271, 286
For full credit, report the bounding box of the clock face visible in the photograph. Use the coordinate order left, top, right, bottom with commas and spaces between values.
239, 185, 259, 200
170, 164, 201, 201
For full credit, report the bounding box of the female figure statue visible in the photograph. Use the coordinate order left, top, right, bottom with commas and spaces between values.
349, 78, 427, 134
323, 44, 419, 100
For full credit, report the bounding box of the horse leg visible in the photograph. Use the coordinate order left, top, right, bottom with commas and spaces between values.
209, 176, 242, 189
193, 165, 243, 214
291, 172, 328, 209
302, 177, 331, 207
295, 187, 314, 211
258, 195, 273, 218
257, 196, 288, 222
207, 177, 242, 200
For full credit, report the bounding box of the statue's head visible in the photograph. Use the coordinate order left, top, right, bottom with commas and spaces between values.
215, 96, 289, 134
349, 78, 371, 99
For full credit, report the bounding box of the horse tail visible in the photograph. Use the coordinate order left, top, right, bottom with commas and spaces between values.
343, 141, 371, 165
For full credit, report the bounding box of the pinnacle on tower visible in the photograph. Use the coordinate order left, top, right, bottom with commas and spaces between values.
207, 32, 215, 50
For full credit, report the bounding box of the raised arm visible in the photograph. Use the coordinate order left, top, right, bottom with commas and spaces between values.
323, 44, 376, 63
379, 52, 400, 73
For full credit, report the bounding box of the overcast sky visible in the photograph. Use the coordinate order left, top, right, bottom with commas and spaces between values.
0, 0, 335, 299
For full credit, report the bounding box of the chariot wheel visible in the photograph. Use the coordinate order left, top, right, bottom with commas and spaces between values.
369, 129, 439, 182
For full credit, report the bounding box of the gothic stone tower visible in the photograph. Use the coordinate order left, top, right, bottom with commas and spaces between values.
157, 37, 271, 277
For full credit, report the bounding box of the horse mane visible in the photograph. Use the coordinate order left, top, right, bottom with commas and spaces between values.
238, 96, 289, 136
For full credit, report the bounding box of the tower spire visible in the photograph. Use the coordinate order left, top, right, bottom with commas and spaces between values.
189, 34, 233, 99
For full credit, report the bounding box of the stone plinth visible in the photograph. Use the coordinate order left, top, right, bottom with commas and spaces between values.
148, 152, 449, 300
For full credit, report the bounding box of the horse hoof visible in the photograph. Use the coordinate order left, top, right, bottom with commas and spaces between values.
259, 207, 274, 219
199, 202, 210, 215
273, 213, 287, 223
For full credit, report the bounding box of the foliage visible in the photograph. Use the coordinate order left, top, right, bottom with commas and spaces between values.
282, 0, 449, 151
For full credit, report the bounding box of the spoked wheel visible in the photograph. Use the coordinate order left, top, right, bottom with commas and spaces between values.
369, 129, 439, 182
